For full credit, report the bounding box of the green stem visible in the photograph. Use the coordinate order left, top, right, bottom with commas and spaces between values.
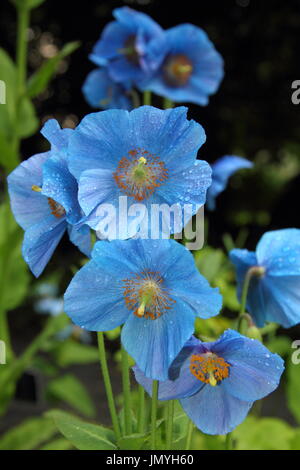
163, 97, 174, 109
0, 314, 66, 389
185, 420, 194, 450
143, 90, 152, 106
225, 432, 232, 450
121, 346, 132, 435
165, 400, 174, 450
151, 380, 159, 450
137, 385, 145, 434
97, 332, 121, 440
238, 266, 265, 333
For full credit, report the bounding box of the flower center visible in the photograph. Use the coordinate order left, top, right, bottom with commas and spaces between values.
113, 149, 168, 201
118, 35, 139, 65
163, 54, 193, 87
32, 185, 66, 219
122, 270, 175, 320
190, 352, 230, 386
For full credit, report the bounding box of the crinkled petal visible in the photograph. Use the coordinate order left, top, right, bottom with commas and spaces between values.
82, 68, 132, 110
180, 383, 252, 435
121, 297, 196, 380
7, 152, 50, 230
22, 216, 66, 277
68, 223, 91, 258
68, 109, 130, 179
64, 259, 130, 331
212, 330, 284, 401
257, 228, 300, 276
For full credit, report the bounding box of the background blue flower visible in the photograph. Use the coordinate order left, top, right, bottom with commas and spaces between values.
206, 155, 253, 210
138, 23, 224, 105
230, 228, 300, 328
82, 68, 132, 110
90, 7, 166, 84
8, 119, 91, 277
64, 238, 222, 380
134, 329, 284, 435
67, 105, 211, 240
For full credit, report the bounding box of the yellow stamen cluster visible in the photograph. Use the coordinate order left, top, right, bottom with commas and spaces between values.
190, 352, 230, 386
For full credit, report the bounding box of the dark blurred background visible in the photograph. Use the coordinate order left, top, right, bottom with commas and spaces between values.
1, 0, 300, 433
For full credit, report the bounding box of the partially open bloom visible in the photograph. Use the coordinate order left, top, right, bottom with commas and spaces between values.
230, 229, 300, 328
138, 24, 224, 105
64, 238, 222, 380
8, 119, 91, 277
206, 155, 253, 210
90, 7, 166, 83
68, 105, 211, 239
134, 329, 284, 435
82, 68, 132, 110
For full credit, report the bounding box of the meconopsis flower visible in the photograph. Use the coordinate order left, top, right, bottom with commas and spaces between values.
64, 238, 222, 380
7, 119, 91, 277
89, 7, 166, 83
134, 330, 284, 435
206, 155, 253, 211
82, 68, 132, 110
230, 229, 300, 328
67, 105, 212, 240
138, 24, 224, 106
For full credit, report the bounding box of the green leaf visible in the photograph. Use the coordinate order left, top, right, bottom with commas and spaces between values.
233, 416, 295, 450
287, 355, 300, 424
0, 417, 56, 450
194, 247, 225, 283
266, 336, 291, 357
16, 96, 38, 138
0, 203, 30, 311
51, 339, 99, 367
289, 429, 300, 450
46, 410, 117, 450
39, 437, 74, 450
27, 41, 80, 98
46, 374, 96, 418
117, 433, 149, 450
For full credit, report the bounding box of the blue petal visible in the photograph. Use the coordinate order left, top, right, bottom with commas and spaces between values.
155, 160, 212, 226
90, 21, 129, 65
138, 24, 224, 105
78, 168, 119, 217
68, 223, 91, 258
41, 119, 73, 151
121, 297, 196, 380
257, 228, 300, 276
22, 216, 66, 277
212, 330, 284, 401
128, 106, 206, 170
68, 109, 130, 179
262, 275, 300, 327
180, 383, 252, 435
113, 7, 162, 36
82, 68, 132, 110
207, 155, 253, 210
63, 258, 130, 331
133, 337, 203, 399
7, 152, 50, 230
42, 156, 82, 224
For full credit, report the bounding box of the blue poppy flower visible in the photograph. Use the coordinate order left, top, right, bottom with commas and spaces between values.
82, 68, 132, 110
7, 119, 91, 277
133, 329, 284, 435
67, 105, 211, 240
206, 155, 253, 210
230, 229, 300, 328
64, 238, 222, 380
90, 7, 166, 83
138, 24, 224, 105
